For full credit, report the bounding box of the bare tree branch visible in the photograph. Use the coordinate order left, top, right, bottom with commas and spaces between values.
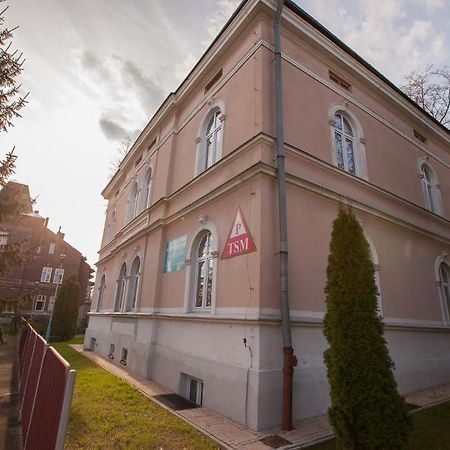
402, 65, 450, 128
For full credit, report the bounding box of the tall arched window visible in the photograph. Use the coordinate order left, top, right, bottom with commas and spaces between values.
195, 106, 224, 175
334, 112, 356, 175
114, 263, 127, 312
139, 168, 152, 212
194, 231, 214, 310
420, 163, 442, 215
127, 182, 139, 223
329, 107, 368, 180
438, 262, 450, 323
126, 257, 140, 312
96, 274, 106, 312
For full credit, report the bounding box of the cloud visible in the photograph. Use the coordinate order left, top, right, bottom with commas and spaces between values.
204, 0, 241, 43
294, 0, 450, 86
114, 56, 165, 115
76, 50, 167, 141
98, 116, 130, 141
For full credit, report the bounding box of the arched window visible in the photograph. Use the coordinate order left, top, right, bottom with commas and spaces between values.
334, 112, 356, 174
114, 263, 127, 312
193, 231, 214, 310
438, 262, 450, 323
96, 274, 106, 312
195, 106, 224, 175
127, 182, 139, 223
329, 107, 368, 180
420, 163, 442, 215
126, 257, 140, 312
139, 168, 152, 212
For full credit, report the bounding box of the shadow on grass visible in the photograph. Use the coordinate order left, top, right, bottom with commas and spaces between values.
309, 401, 450, 450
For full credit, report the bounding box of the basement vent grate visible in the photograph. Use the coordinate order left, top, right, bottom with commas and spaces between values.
153, 393, 199, 411
260, 435, 293, 448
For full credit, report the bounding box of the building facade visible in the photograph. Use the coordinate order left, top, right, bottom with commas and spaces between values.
85, 0, 450, 430
0, 182, 93, 325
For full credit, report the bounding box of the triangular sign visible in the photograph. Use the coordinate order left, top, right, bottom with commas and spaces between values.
222, 208, 256, 259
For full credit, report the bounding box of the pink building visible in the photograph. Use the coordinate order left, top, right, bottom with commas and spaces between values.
85, 0, 450, 430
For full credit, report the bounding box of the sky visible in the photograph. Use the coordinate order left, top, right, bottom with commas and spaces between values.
1, 0, 449, 269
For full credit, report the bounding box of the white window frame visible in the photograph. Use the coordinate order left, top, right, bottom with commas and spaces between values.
97, 274, 106, 312
0, 232, 8, 248
195, 101, 226, 176
182, 373, 204, 406
328, 105, 368, 180
49, 242, 56, 254
126, 256, 141, 312
184, 219, 219, 314
114, 263, 128, 312
139, 166, 153, 212
40, 267, 52, 283
34, 294, 47, 311
53, 268, 64, 284
193, 232, 214, 310
419, 160, 443, 215
126, 181, 139, 223
435, 255, 450, 325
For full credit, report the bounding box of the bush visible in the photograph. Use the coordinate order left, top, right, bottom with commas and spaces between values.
323, 205, 412, 449
51, 276, 80, 341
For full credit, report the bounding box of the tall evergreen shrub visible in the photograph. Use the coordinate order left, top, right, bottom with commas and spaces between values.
323, 205, 411, 449
51, 276, 80, 341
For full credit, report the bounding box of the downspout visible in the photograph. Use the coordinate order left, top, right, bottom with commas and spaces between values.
274, 0, 297, 431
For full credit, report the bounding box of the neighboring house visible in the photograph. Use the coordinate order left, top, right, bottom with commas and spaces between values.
0, 182, 93, 323
85, 0, 450, 431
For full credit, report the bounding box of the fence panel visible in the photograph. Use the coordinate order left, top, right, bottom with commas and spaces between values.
19, 324, 76, 450
19, 330, 36, 400
21, 333, 47, 439
19, 324, 30, 359
24, 347, 70, 450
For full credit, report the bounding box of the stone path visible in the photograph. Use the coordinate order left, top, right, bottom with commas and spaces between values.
0, 335, 21, 450
71, 345, 450, 450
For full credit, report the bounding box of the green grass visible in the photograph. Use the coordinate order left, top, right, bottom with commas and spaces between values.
52, 338, 219, 450
309, 401, 450, 450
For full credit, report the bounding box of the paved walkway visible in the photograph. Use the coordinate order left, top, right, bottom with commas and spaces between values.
71, 345, 450, 450
0, 335, 21, 450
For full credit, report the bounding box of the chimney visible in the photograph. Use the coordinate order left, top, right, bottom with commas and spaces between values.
57, 226, 65, 240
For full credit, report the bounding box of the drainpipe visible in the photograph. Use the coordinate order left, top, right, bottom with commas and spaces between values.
274, 0, 297, 431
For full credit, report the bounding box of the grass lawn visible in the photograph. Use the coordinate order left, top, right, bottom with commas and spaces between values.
52, 337, 219, 450
309, 401, 450, 450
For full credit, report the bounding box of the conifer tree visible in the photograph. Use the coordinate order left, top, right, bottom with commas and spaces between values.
0, 3, 29, 343
51, 276, 80, 341
323, 205, 412, 449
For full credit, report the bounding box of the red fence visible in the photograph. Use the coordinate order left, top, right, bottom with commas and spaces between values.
18, 323, 76, 450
